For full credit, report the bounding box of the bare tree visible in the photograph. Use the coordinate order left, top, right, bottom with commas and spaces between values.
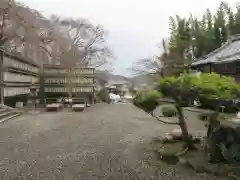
129, 39, 168, 78
0, 0, 55, 69
0, 1, 46, 48
130, 38, 192, 78
47, 16, 113, 67
40, 16, 114, 98
0, 0, 22, 47
1, 2, 112, 68
130, 56, 162, 76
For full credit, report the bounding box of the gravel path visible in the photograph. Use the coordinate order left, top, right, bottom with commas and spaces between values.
0, 103, 225, 179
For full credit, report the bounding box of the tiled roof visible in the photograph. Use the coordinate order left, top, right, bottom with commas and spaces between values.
192, 36, 240, 66
214, 54, 240, 64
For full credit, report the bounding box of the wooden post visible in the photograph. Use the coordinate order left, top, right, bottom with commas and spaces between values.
209, 63, 212, 73
92, 87, 94, 104
67, 67, 73, 99
92, 68, 95, 104
39, 64, 45, 105
0, 50, 4, 104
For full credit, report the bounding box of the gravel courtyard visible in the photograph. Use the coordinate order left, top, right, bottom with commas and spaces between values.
0, 103, 224, 179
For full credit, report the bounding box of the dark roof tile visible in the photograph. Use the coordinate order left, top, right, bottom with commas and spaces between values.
192, 36, 240, 66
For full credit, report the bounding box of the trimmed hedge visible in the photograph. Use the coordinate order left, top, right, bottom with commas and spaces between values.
161, 105, 177, 117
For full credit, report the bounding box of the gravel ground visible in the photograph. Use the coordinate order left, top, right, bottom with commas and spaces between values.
0, 103, 226, 179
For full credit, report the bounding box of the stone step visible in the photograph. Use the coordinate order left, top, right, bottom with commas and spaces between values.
0, 107, 22, 123
0, 108, 8, 113
0, 110, 16, 119
0, 113, 21, 123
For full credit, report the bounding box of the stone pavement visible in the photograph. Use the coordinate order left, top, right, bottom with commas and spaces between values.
0, 103, 225, 179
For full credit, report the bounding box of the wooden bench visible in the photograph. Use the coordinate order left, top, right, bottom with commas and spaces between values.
45, 98, 63, 111
72, 98, 86, 112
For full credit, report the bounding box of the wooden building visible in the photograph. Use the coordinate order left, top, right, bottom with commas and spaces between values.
0, 49, 40, 107
43, 64, 95, 104
191, 36, 240, 82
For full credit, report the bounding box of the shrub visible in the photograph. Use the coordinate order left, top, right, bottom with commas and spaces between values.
156, 72, 200, 104
133, 72, 240, 149
198, 97, 239, 113
133, 90, 161, 113
161, 105, 177, 117
156, 72, 240, 108
195, 73, 240, 100
194, 73, 240, 113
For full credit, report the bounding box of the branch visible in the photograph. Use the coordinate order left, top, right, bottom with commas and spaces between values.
39, 44, 52, 57
129, 66, 152, 75
0, 9, 7, 39
0, 36, 9, 46
150, 112, 179, 125
96, 60, 107, 67
130, 56, 163, 76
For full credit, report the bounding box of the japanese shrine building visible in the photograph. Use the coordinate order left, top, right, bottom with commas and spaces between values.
191, 36, 240, 82
0, 49, 40, 107
43, 64, 95, 104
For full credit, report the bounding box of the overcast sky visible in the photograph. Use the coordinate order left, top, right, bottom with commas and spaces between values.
20, 0, 236, 76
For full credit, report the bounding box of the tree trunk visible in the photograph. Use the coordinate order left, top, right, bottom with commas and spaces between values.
175, 104, 194, 149
207, 106, 220, 138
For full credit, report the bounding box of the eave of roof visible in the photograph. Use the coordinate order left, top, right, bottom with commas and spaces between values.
43, 64, 95, 69
214, 54, 240, 64
191, 35, 240, 66
0, 48, 39, 67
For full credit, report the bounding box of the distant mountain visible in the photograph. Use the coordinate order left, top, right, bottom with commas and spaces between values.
95, 70, 156, 88
130, 74, 155, 88
95, 70, 130, 85
107, 74, 130, 84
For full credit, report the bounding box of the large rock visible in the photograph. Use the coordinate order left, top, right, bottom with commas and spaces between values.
162, 132, 174, 142
207, 123, 240, 163
171, 128, 182, 140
